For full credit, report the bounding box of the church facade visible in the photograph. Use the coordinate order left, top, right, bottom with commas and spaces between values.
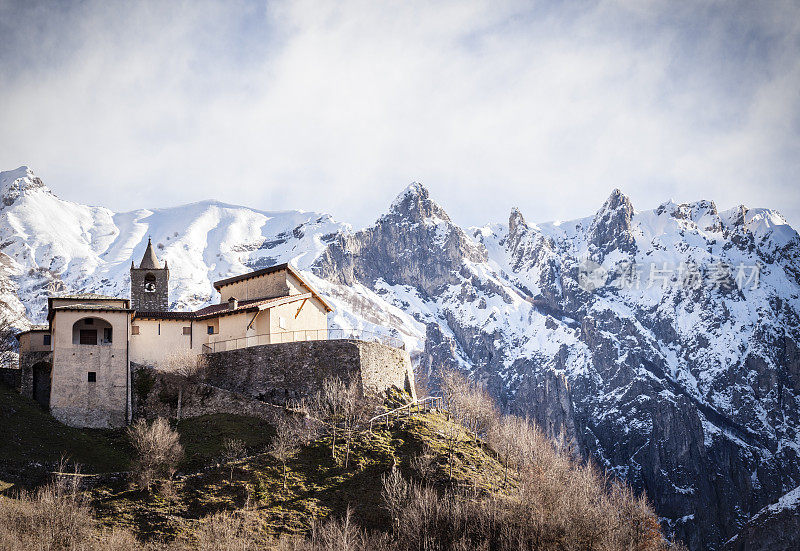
16, 241, 334, 428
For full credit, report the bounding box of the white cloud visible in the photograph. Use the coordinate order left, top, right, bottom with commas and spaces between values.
0, 0, 798, 228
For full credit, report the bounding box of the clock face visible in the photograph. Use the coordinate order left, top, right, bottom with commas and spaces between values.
144, 282, 156, 292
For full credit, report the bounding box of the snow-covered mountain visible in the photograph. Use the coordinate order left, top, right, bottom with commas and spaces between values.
2, 166, 799, 549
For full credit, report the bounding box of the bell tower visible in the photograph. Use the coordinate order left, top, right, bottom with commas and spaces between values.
130, 238, 169, 311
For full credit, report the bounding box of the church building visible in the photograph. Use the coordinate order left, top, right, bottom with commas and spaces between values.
16, 240, 333, 428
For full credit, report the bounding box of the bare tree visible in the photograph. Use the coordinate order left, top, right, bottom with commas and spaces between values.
312, 377, 347, 460
381, 464, 409, 534
341, 380, 367, 469
409, 446, 437, 484
441, 415, 461, 482
0, 296, 26, 370
128, 417, 184, 492
489, 414, 529, 487
158, 350, 206, 421
270, 415, 305, 490
440, 368, 497, 439
310, 507, 365, 551
222, 438, 246, 483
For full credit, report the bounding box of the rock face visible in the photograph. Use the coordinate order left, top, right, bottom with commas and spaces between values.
2, 166, 800, 549
312, 186, 800, 550
314, 183, 487, 296
723, 486, 800, 551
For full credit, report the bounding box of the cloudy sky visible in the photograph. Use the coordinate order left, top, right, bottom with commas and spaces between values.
1, 0, 798, 229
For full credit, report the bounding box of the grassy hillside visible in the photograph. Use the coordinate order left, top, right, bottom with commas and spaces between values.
0, 383, 276, 489
91, 412, 501, 541
0, 383, 130, 481
0, 380, 679, 550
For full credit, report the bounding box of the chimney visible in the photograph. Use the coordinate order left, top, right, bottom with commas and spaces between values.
228, 297, 238, 311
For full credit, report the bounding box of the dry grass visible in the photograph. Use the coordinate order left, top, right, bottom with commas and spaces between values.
0, 372, 686, 550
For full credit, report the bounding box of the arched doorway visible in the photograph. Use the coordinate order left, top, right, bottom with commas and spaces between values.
32, 361, 52, 409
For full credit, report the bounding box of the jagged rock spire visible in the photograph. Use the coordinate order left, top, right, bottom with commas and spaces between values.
587, 189, 637, 261
508, 207, 527, 237
139, 237, 162, 269
388, 182, 451, 223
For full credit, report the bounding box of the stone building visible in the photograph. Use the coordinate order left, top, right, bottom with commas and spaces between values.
15, 243, 414, 428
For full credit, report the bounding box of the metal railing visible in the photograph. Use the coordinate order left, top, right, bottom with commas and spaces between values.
201, 328, 404, 354
368, 396, 443, 432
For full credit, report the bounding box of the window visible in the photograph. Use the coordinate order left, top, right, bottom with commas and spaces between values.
85, 318, 94, 325
183, 326, 191, 335
42, 334, 51, 346
103, 327, 113, 344
131, 325, 140, 335
79, 329, 97, 345
278, 316, 286, 330
207, 325, 214, 335
87, 372, 96, 383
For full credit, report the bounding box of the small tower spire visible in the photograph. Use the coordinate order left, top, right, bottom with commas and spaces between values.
139, 237, 162, 269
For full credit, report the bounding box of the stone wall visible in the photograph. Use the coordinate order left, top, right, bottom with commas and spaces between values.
18, 350, 53, 399
131, 364, 287, 423
204, 339, 416, 405
131, 267, 169, 311
357, 340, 416, 398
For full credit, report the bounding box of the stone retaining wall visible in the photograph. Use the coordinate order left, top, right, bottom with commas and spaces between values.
204, 339, 416, 405
131, 364, 287, 423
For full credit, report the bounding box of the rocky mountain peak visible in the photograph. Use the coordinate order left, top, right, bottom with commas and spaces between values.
0, 166, 49, 206
508, 207, 527, 237
599, 188, 634, 216
730, 204, 750, 227
587, 188, 636, 260
388, 181, 451, 223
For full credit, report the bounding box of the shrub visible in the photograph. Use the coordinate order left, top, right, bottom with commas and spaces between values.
128, 417, 184, 492
194, 512, 258, 551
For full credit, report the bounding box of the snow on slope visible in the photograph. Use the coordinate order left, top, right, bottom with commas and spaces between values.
3, 166, 800, 548
0, 167, 348, 320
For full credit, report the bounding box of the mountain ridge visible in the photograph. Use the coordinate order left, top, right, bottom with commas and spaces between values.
2, 166, 799, 549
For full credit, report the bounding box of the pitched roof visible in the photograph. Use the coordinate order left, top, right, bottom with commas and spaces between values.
138, 238, 162, 269
132, 293, 317, 321
213, 263, 290, 290
51, 303, 132, 312
14, 324, 50, 339
51, 293, 121, 301
193, 296, 269, 317
200, 293, 315, 319
212, 263, 333, 312
132, 310, 196, 320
